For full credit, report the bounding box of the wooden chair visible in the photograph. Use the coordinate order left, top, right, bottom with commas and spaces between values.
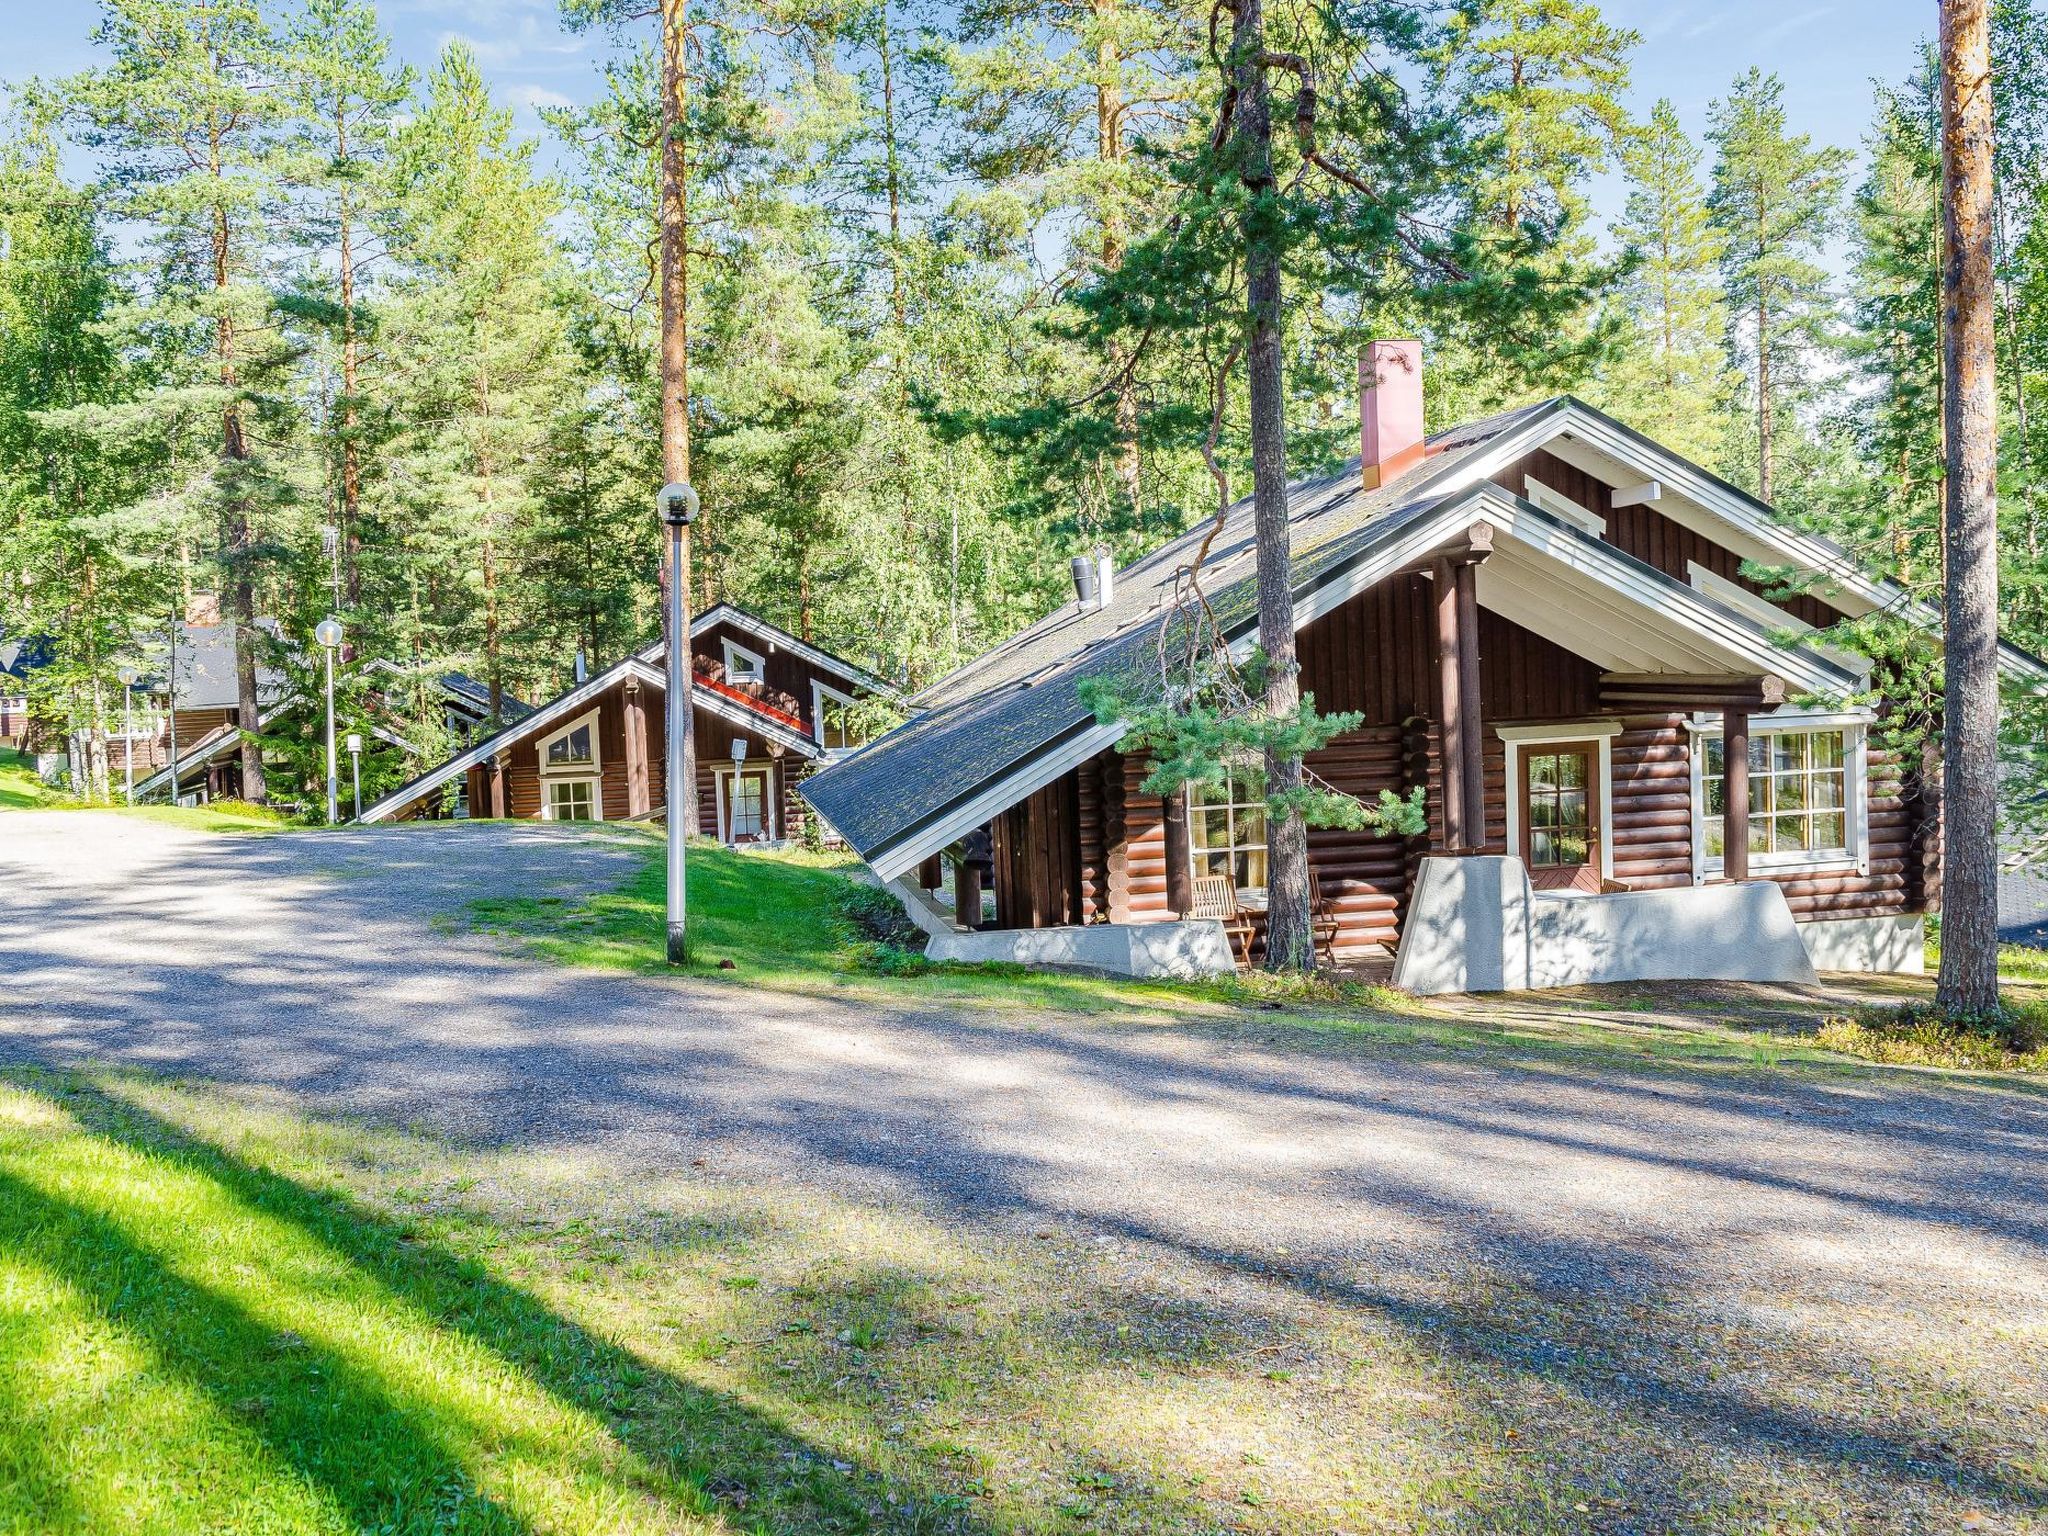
1189, 874, 1255, 970
1306, 868, 1341, 967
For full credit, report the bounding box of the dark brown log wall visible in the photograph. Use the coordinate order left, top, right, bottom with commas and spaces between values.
1299, 572, 1600, 728
1610, 715, 1693, 890
993, 770, 1081, 928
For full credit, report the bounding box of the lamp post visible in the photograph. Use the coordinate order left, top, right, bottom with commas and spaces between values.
346, 732, 363, 822
658, 480, 699, 965
315, 616, 343, 825
117, 666, 138, 805
166, 606, 180, 805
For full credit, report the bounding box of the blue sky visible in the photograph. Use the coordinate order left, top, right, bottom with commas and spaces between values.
9, 0, 1936, 228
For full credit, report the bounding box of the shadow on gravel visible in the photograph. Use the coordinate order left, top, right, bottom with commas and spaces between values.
6, 823, 2046, 1527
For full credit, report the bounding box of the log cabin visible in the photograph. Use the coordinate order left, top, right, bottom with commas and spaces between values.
358, 604, 893, 841
802, 341, 2048, 991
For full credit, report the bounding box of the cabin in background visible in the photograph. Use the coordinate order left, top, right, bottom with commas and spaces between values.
804, 342, 2048, 991
359, 604, 893, 843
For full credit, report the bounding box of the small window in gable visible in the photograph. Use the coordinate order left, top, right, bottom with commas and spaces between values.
538, 708, 601, 773
723, 638, 766, 681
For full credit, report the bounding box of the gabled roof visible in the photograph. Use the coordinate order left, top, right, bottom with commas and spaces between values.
802, 399, 1904, 881
693, 603, 900, 697
134, 671, 515, 801
356, 637, 826, 824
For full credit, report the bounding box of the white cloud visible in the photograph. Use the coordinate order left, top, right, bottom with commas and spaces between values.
508, 84, 575, 112
436, 14, 587, 69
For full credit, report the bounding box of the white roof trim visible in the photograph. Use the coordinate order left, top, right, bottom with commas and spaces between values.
359, 658, 653, 823
1540, 400, 2048, 688
135, 693, 302, 799
359, 653, 822, 824
691, 603, 898, 698
869, 719, 1125, 881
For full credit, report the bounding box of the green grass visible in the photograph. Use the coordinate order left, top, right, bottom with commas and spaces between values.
469, 834, 2048, 1080
469, 832, 1264, 1019
0, 746, 287, 831
0, 746, 53, 809
5, 1064, 2040, 1534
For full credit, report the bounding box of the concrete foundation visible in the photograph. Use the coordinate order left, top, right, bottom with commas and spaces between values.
884, 877, 1236, 978
1393, 855, 1819, 995
926, 919, 1236, 978
1796, 912, 1925, 975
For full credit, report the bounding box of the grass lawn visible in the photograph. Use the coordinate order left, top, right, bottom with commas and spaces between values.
0, 745, 53, 809
6, 1065, 2040, 1535
470, 832, 2048, 1077
0, 747, 287, 831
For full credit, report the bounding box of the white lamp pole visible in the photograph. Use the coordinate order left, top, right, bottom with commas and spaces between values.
345, 731, 363, 822
315, 616, 343, 824
658, 481, 699, 966
117, 666, 138, 805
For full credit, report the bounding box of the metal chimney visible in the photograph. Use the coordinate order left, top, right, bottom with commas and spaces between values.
1070, 555, 1099, 612
574, 648, 588, 684
1095, 549, 1114, 608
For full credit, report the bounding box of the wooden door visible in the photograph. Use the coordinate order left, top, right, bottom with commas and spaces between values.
723, 769, 772, 843
1520, 742, 1602, 893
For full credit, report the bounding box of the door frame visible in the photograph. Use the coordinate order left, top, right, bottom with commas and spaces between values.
714, 762, 777, 844
1498, 720, 1620, 886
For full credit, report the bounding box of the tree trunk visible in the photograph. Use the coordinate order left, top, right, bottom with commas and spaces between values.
660, 0, 700, 835
211, 129, 265, 804
1229, 0, 1310, 971
1097, 0, 1142, 523
1756, 290, 1773, 504
337, 103, 363, 611
1936, 0, 2002, 1017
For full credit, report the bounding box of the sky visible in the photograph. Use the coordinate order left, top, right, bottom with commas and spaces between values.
6, 0, 1941, 230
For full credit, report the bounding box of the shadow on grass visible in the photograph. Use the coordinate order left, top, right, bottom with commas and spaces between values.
0, 1074, 994, 1535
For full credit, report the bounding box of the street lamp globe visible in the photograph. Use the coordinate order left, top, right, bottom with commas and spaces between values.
117, 665, 138, 687
315, 617, 344, 649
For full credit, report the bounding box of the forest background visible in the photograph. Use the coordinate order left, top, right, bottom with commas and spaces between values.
4, 0, 2045, 811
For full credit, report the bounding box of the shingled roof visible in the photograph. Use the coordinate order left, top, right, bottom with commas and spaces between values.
800, 401, 1565, 868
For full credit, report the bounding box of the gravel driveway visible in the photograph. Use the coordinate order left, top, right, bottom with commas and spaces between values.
2, 811, 2044, 1529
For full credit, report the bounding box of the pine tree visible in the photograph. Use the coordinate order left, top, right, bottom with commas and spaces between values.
1707, 67, 1848, 506
1600, 97, 1734, 465
0, 118, 152, 800
1846, 79, 1944, 589
67, 0, 293, 801
948, 0, 1205, 521
386, 44, 576, 721
276, 0, 413, 614
1438, 0, 1637, 247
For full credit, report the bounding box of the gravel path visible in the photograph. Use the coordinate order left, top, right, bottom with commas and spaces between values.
3, 812, 2045, 1526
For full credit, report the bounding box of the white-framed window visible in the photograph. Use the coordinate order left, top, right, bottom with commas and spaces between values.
812, 681, 860, 750
539, 708, 601, 773
723, 638, 766, 681
546, 777, 598, 822
537, 707, 603, 822
1689, 714, 1869, 878
1190, 769, 1268, 891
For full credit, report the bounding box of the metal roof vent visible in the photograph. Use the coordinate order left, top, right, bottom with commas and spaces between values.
1070, 555, 1099, 613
